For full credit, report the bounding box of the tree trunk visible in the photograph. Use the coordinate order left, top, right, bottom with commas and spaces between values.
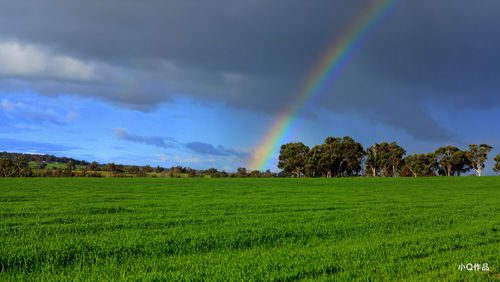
473, 168, 481, 176
408, 167, 417, 177
371, 167, 376, 177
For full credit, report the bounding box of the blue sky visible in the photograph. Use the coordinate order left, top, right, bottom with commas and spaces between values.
2, 91, 499, 174
1, 0, 500, 174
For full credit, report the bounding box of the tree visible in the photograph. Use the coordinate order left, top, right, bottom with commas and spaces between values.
88, 161, 99, 171
365, 144, 380, 177
103, 162, 122, 177
142, 165, 153, 173
302, 136, 364, 177
154, 166, 165, 173
366, 142, 393, 177
0, 159, 16, 177
66, 161, 76, 171
465, 144, 493, 176
206, 168, 219, 178
304, 145, 323, 177
376, 142, 393, 177
169, 166, 184, 176
277, 142, 310, 177
136, 168, 148, 177
434, 146, 466, 176
451, 150, 470, 176
11, 157, 32, 177
236, 167, 247, 177
403, 153, 437, 177
126, 165, 140, 175
493, 153, 500, 174
339, 136, 365, 177
403, 154, 420, 177
318, 137, 343, 178
117, 164, 126, 173
263, 169, 274, 177
249, 170, 262, 177
186, 168, 197, 177
103, 162, 117, 172
61, 161, 75, 177
387, 142, 406, 177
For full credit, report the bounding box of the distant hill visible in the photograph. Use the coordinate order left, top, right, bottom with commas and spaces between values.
0, 152, 89, 166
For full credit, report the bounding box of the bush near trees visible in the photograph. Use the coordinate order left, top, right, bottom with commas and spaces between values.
0, 157, 32, 177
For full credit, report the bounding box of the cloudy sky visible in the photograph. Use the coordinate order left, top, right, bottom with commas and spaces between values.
1, 0, 499, 173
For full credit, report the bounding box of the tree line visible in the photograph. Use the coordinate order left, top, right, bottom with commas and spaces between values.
278, 136, 500, 177
0, 155, 279, 178
0, 152, 89, 166
1, 141, 500, 178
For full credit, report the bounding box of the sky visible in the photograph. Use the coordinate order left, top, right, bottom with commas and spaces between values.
0, 0, 499, 173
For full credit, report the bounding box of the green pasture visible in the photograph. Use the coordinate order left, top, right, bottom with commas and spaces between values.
0, 177, 499, 280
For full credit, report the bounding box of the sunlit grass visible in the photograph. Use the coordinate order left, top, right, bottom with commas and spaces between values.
1, 177, 499, 280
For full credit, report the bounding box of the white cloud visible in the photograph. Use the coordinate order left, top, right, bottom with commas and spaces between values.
182, 158, 202, 163
1, 99, 13, 110
68, 112, 79, 120
0, 96, 76, 126
173, 155, 202, 163
155, 153, 169, 162
0, 41, 97, 81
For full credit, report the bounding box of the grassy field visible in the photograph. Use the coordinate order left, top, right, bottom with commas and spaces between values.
0, 177, 499, 280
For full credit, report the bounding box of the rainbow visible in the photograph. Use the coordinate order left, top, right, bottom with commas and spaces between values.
249, 0, 401, 171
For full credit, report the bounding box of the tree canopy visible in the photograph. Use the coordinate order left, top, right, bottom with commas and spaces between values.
277, 142, 310, 177
465, 144, 493, 176
434, 146, 469, 176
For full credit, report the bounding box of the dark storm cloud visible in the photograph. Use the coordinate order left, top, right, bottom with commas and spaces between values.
1, 0, 500, 141
113, 129, 247, 158
185, 142, 247, 159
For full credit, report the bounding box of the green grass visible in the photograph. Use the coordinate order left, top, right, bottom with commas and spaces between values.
0, 177, 499, 280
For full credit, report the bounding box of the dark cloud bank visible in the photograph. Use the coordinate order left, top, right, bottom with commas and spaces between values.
113, 129, 246, 159
113, 129, 176, 149
1, 0, 500, 141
